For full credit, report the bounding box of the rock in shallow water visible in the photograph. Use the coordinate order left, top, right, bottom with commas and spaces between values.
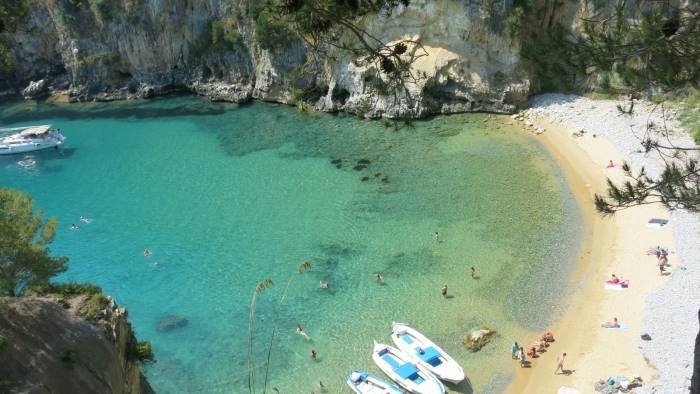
157, 315, 188, 333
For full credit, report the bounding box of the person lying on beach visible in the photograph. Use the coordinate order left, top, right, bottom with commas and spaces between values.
534, 340, 547, 352
606, 160, 615, 168
296, 324, 311, 340
608, 274, 620, 284
541, 332, 555, 342
527, 346, 536, 358
601, 317, 620, 328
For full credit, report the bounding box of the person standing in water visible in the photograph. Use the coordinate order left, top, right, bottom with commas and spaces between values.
470, 266, 476, 279
310, 349, 317, 360
441, 284, 448, 297
375, 273, 384, 283
554, 352, 567, 374
518, 346, 526, 367
434, 231, 440, 242
511, 342, 519, 359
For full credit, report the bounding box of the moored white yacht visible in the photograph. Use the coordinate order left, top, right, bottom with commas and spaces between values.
0, 125, 65, 155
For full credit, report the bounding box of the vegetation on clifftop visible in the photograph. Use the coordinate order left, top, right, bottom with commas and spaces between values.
0, 189, 68, 297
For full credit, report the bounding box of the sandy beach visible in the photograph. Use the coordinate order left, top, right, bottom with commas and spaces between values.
505, 94, 698, 393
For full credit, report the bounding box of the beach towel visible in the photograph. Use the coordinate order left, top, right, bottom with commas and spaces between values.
603, 323, 627, 329
604, 283, 628, 290
604, 279, 629, 289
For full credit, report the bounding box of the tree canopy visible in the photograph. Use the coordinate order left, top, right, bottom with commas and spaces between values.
0, 188, 68, 296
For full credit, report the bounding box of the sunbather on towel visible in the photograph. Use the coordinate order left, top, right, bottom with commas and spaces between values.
608, 274, 620, 284
601, 317, 621, 328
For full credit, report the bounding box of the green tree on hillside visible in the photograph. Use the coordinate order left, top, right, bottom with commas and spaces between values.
0, 189, 68, 296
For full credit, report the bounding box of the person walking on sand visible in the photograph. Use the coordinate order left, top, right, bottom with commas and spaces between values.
470, 266, 476, 279
554, 352, 566, 374
511, 342, 519, 359
518, 346, 526, 367
296, 324, 311, 341
441, 284, 448, 297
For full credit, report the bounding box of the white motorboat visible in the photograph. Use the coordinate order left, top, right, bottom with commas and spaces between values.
0, 125, 65, 155
346, 370, 404, 394
391, 322, 465, 383
371, 342, 445, 394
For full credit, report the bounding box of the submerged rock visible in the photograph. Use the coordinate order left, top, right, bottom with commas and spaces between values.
463, 328, 496, 352
352, 164, 366, 171
157, 314, 188, 333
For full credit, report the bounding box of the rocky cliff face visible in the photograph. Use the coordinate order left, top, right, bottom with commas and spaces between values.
0, 0, 539, 117
0, 295, 154, 394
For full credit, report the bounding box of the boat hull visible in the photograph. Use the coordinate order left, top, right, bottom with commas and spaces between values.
0, 140, 63, 155
391, 323, 465, 384
372, 343, 444, 394
346, 370, 404, 394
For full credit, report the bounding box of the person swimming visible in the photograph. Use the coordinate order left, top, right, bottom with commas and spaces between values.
79, 216, 91, 224
143, 249, 152, 257
319, 281, 329, 289
375, 273, 384, 283
296, 324, 311, 340
70, 224, 80, 231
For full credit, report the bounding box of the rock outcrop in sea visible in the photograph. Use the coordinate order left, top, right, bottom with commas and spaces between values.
0, 294, 154, 394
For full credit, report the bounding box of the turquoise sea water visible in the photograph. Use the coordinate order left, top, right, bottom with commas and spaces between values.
0, 97, 580, 393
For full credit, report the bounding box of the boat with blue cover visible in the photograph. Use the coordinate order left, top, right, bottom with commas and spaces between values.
371, 342, 445, 394
391, 322, 465, 383
346, 370, 404, 393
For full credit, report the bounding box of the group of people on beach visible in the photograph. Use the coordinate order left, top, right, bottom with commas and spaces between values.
650, 245, 670, 275
511, 332, 564, 374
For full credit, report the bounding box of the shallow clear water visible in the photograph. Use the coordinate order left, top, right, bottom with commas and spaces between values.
0, 97, 580, 393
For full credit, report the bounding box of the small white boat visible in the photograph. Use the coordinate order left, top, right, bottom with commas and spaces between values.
371, 342, 444, 394
346, 370, 404, 394
391, 322, 465, 383
0, 125, 65, 155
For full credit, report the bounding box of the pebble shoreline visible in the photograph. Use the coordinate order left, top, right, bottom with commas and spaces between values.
522, 94, 699, 393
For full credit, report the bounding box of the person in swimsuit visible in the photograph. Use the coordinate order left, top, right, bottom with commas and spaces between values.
441, 284, 448, 297
554, 353, 566, 374
296, 324, 311, 340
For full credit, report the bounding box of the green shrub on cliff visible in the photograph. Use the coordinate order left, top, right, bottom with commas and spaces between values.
0, 331, 7, 350
0, 38, 13, 76
0, 0, 28, 32
80, 293, 108, 322
211, 18, 242, 48
254, 8, 294, 50
127, 340, 154, 362
0, 189, 68, 297
32, 282, 103, 297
